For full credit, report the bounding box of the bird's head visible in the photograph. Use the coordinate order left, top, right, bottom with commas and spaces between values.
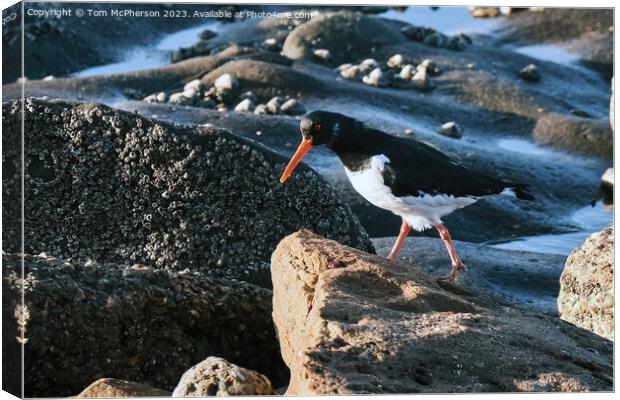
280, 110, 350, 183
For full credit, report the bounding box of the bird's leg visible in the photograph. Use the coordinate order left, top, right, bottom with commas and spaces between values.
434, 223, 466, 282
388, 220, 411, 261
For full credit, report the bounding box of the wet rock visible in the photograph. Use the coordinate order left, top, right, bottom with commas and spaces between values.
214, 73, 239, 92
399, 64, 415, 80
313, 48, 332, 61
448, 33, 472, 51
438, 121, 462, 138
336, 63, 353, 71
282, 11, 407, 65
558, 226, 614, 340
519, 64, 541, 82
42, 75, 55, 81
402, 25, 470, 50
199, 29, 217, 41
387, 53, 405, 68
281, 98, 306, 115
2, 253, 287, 397
234, 98, 255, 113
532, 113, 612, 159
76, 378, 170, 397
362, 67, 385, 87
264, 38, 281, 52
2, 99, 373, 285
172, 357, 274, 396
372, 236, 566, 313
272, 230, 613, 395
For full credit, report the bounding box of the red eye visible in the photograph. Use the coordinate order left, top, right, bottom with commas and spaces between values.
312, 123, 321, 133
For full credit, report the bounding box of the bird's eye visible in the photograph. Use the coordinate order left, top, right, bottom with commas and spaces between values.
312, 123, 321, 133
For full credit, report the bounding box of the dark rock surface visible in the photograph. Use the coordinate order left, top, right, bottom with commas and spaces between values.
272, 230, 613, 394
497, 8, 613, 78
76, 378, 171, 397
2, 99, 373, 286
2, 252, 288, 397
532, 112, 613, 159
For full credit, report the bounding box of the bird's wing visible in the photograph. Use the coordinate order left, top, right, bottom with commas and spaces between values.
380, 139, 507, 198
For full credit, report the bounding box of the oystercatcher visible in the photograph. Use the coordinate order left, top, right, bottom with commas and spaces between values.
280, 111, 533, 281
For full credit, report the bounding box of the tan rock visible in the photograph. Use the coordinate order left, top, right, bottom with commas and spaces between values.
172, 357, 273, 396
558, 226, 614, 340
76, 378, 170, 397
272, 230, 612, 394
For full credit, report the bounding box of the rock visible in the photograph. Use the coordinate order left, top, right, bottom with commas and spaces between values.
313, 48, 331, 61
214, 73, 239, 92
2, 253, 288, 397
417, 59, 438, 75
76, 378, 170, 397
470, 7, 501, 18
447, 33, 472, 51
143, 94, 158, 103
411, 68, 434, 91
264, 38, 281, 52
600, 168, 613, 205
282, 11, 407, 64
403, 128, 414, 136
42, 75, 55, 81
172, 357, 274, 396
358, 58, 379, 73
336, 63, 353, 72
199, 29, 217, 41
387, 54, 405, 68
438, 121, 462, 138
532, 112, 612, 159
183, 79, 205, 92
264, 96, 283, 114
182, 88, 199, 100
155, 91, 168, 103
168, 92, 192, 105
280, 98, 306, 115
399, 64, 415, 80
530, 7, 545, 12
2, 99, 374, 286
234, 98, 255, 113
362, 67, 385, 87
198, 97, 216, 109
499, 7, 514, 16
558, 226, 614, 340
271, 230, 613, 395
519, 64, 541, 82
340, 65, 361, 80
254, 103, 269, 115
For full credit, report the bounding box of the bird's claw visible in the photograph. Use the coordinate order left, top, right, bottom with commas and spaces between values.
438, 262, 467, 283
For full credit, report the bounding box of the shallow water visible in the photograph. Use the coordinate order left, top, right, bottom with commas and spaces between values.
497, 138, 555, 156
73, 22, 218, 77
492, 202, 612, 255
512, 44, 580, 65
381, 6, 500, 35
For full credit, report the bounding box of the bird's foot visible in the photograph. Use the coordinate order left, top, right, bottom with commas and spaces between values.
438, 262, 467, 283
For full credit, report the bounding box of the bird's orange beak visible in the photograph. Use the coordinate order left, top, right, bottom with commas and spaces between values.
279, 138, 313, 183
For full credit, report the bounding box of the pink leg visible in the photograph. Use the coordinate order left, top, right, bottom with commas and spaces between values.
388, 220, 411, 261
435, 223, 466, 282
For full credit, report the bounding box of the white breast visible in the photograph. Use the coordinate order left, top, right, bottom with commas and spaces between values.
344, 154, 479, 231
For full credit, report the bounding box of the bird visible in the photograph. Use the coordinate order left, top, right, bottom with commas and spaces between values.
279, 110, 533, 282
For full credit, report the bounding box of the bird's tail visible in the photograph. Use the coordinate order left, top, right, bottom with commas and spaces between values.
503, 181, 535, 201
